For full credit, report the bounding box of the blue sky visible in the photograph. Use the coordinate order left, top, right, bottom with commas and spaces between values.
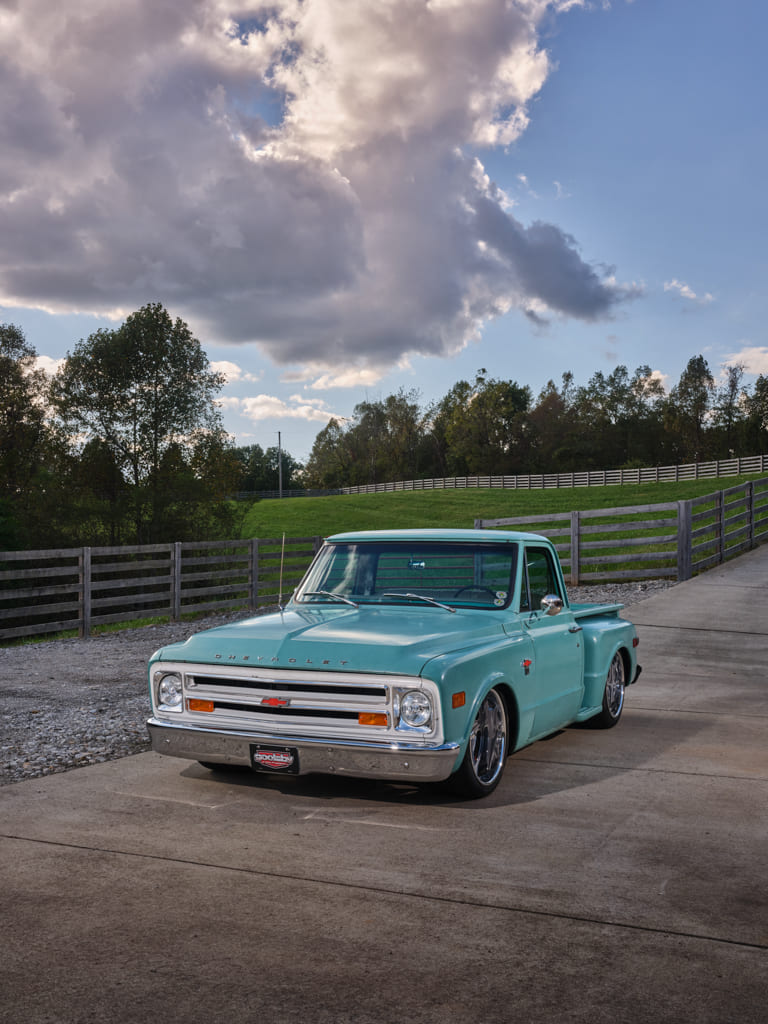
2, 0, 766, 463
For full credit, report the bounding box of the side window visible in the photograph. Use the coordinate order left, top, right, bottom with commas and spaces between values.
522, 547, 562, 612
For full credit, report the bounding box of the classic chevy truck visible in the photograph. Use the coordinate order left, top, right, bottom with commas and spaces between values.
147, 529, 641, 797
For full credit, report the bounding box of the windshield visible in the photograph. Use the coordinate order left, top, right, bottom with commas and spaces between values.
295, 541, 518, 610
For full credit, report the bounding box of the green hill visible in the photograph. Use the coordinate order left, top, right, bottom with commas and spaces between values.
238, 474, 765, 539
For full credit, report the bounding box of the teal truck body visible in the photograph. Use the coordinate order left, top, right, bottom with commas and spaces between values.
147, 529, 641, 797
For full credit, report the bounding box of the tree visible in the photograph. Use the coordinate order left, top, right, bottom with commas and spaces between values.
0, 323, 58, 547
51, 303, 228, 542
712, 363, 747, 457
744, 374, 768, 454
304, 419, 352, 490
665, 355, 716, 462
234, 443, 303, 493
527, 372, 579, 470
439, 371, 532, 475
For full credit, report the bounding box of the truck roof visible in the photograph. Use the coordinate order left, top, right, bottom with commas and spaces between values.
326, 528, 547, 544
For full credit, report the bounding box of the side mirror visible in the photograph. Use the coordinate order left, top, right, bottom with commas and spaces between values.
540, 594, 563, 616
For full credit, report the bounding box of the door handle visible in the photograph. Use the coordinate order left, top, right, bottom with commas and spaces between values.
568, 624, 583, 634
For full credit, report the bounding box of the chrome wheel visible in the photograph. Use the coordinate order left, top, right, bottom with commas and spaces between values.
605, 652, 625, 718
590, 652, 626, 728
452, 687, 508, 797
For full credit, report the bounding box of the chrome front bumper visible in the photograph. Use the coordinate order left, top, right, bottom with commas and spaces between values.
147, 718, 461, 783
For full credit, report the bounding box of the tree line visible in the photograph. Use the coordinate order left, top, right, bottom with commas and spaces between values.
302, 361, 768, 489
2, 303, 767, 550
0, 305, 299, 550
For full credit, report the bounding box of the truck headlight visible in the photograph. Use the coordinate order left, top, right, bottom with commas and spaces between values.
398, 689, 432, 728
156, 671, 183, 712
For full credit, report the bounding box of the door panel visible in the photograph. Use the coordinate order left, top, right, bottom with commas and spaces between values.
520, 545, 584, 735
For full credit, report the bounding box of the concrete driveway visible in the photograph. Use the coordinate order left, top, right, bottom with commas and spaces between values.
2, 547, 767, 1024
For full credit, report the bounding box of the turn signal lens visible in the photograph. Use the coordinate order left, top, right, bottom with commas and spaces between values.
359, 712, 388, 727
187, 698, 215, 713
452, 692, 466, 709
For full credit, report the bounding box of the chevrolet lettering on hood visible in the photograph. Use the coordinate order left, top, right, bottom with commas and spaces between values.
212, 653, 350, 665
147, 528, 641, 799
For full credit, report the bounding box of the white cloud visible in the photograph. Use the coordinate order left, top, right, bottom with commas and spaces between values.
33, 355, 64, 376
216, 395, 242, 411
663, 279, 714, 304
723, 346, 768, 375
239, 394, 339, 424
210, 360, 262, 384
0, 0, 633, 373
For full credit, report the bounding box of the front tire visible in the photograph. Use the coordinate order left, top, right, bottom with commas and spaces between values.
589, 652, 625, 729
451, 687, 508, 798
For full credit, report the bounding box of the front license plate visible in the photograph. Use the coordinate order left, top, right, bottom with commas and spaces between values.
250, 744, 300, 774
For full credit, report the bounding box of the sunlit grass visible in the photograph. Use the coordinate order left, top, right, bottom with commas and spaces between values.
238, 474, 766, 540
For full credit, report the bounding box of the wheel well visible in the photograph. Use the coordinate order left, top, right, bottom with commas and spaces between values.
495, 683, 519, 747
618, 646, 631, 680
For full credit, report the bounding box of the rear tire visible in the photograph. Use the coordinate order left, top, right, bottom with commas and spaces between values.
450, 687, 508, 798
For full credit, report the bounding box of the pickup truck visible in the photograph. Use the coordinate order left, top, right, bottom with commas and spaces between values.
147, 529, 641, 798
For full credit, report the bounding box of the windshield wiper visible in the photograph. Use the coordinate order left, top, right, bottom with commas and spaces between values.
382, 592, 456, 613
302, 590, 358, 608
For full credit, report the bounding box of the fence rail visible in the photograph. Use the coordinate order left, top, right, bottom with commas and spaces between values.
475, 478, 768, 585
0, 536, 321, 642
341, 454, 768, 496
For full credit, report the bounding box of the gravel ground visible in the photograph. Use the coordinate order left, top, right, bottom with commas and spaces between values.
0, 581, 672, 786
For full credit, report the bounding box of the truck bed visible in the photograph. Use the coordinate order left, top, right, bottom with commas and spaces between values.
570, 601, 624, 619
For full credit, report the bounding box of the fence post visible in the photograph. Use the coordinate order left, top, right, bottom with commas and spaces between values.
570, 511, 580, 586
79, 547, 92, 638
250, 538, 259, 609
677, 500, 692, 581
171, 542, 182, 621
716, 490, 726, 564
747, 481, 755, 549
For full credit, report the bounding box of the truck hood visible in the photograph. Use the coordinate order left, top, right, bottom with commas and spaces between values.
152, 604, 505, 678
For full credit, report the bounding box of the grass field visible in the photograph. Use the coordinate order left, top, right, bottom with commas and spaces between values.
238, 473, 767, 540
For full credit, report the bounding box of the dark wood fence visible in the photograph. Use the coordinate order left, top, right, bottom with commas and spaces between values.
475, 478, 768, 585
0, 536, 321, 642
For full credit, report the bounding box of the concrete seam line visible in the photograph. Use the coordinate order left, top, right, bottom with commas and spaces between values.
1, 832, 766, 954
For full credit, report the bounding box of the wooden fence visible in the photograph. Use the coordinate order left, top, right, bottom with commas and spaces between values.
341, 454, 768, 495
475, 478, 768, 585
0, 536, 321, 642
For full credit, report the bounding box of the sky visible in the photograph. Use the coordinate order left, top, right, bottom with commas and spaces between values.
1, 0, 766, 463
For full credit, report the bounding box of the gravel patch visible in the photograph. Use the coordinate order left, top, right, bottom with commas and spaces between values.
0, 581, 673, 786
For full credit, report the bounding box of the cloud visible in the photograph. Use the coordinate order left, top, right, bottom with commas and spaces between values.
0, 0, 632, 373
723, 346, 768, 375
210, 360, 262, 384
33, 355, 65, 376
239, 394, 339, 424
663, 279, 714, 304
